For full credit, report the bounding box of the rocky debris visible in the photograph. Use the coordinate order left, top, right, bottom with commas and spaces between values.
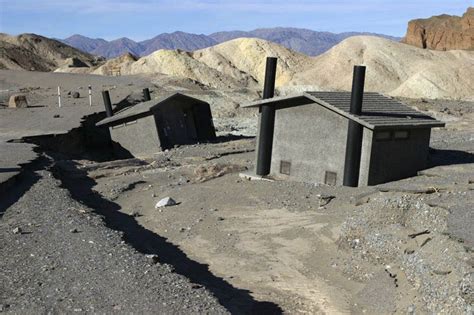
338, 191, 473, 313
402, 7, 474, 51
0, 168, 228, 314
145, 254, 159, 264
194, 163, 246, 183
12, 227, 22, 234
8, 94, 28, 108
72, 92, 80, 99
155, 197, 177, 208
0, 33, 100, 71
64, 57, 89, 68
316, 194, 335, 208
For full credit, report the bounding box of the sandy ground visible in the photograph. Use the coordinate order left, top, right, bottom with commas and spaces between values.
65, 121, 471, 313
0, 70, 256, 190
1, 70, 473, 313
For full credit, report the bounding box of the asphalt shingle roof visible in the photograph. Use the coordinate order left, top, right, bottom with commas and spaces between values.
96, 93, 208, 127
243, 91, 445, 130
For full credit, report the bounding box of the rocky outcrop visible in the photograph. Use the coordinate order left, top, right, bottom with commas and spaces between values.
8, 94, 28, 108
402, 7, 474, 51
0, 33, 103, 71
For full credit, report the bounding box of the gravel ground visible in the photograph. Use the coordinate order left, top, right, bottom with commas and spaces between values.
0, 156, 229, 314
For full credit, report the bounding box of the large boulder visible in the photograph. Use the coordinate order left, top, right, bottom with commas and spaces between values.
402, 7, 474, 51
8, 94, 28, 108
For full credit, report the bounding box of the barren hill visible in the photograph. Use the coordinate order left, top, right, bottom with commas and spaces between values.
61, 28, 400, 58
293, 36, 474, 100
61, 34, 108, 53
402, 7, 474, 51
0, 33, 101, 71
209, 28, 401, 56
58, 36, 474, 100
92, 38, 311, 90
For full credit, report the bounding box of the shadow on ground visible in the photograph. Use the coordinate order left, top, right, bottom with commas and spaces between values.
0, 153, 46, 218
429, 148, 474, 167
52, 158, 282, 315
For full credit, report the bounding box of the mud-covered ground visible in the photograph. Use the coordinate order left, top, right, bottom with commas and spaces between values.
53, 100, 473, 313
1, 70, 473, 314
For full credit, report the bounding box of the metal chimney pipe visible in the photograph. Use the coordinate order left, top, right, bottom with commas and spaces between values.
255, 57, 278, 176
343, 65, 366, 187
102, 90, 113, 117
143, 88, 151, 101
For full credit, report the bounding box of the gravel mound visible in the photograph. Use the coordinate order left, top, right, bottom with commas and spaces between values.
0, 165, 228, 314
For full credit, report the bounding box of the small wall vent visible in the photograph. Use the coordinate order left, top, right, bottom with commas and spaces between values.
325, 171, 337, 186
280, 160, 291, 175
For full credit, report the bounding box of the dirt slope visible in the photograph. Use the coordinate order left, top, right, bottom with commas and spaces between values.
0, 33, 101, 71
293, 36, 474, 100
58, 36, 474, 100
91, 38, 311, 90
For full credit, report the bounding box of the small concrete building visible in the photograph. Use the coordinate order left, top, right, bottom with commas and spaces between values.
96, 93, 216, 157
244, 91, 445, 186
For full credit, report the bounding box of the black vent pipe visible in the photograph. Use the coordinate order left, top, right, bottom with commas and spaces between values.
143, 88, 151, 101
255, 57, 278, 176
343, 65, 366, 187
102, 90, 113, 117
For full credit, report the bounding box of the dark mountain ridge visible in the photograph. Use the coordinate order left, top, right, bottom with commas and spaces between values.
62, 28, 401, 58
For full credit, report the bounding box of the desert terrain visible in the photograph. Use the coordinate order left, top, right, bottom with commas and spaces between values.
1, 8, 474, 314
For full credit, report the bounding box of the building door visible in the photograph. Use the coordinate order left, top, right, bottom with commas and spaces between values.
183, 108, 198, 141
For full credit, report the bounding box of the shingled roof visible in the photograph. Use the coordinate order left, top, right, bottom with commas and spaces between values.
243, 92, 445, 130
96, 93, 208, 127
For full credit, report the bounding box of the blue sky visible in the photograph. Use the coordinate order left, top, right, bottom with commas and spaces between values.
0, 0, 472, 40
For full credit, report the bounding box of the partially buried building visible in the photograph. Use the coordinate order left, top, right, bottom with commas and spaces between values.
96, 93, 216, 157
243, 86, 445, 187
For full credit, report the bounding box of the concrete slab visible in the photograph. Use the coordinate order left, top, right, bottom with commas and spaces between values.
0, 70, 152, 188
0, 141, 38, 192
239, 171, 274, 182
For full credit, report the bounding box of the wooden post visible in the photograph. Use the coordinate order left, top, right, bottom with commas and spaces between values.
57, 86, 61, 108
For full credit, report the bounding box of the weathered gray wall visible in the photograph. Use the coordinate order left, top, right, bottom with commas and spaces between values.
367, 128, 431, 185
358, 128, 374, 186
110, 115, 161, 157
270, 103, 351, 185
153, 99, 215, 149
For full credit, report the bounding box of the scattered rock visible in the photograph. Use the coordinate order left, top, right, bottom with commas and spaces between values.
69, 228, 79, 233
317, 194, 335, 207
12, 227, 22, 234
194, 163, 246, 182
72, 92, 80, 99
145, 254, 159, 264
8, 94, 28, 108
155, 197, 177, 208
408, 230, 430, 238
131, 210, 141, 217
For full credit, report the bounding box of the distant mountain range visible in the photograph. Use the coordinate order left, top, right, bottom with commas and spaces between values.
62, 28, 401, 58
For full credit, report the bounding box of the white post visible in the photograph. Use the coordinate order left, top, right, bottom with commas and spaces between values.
57, 86, 61, 108
88, 85, 92, 106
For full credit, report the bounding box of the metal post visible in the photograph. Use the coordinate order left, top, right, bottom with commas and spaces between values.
255, 57, 278, 176
102, 90, 113, 117
57, 86, 61, 108
88, 85, 92, 106
143, 88, 151, 101
343, 65, 366, 187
